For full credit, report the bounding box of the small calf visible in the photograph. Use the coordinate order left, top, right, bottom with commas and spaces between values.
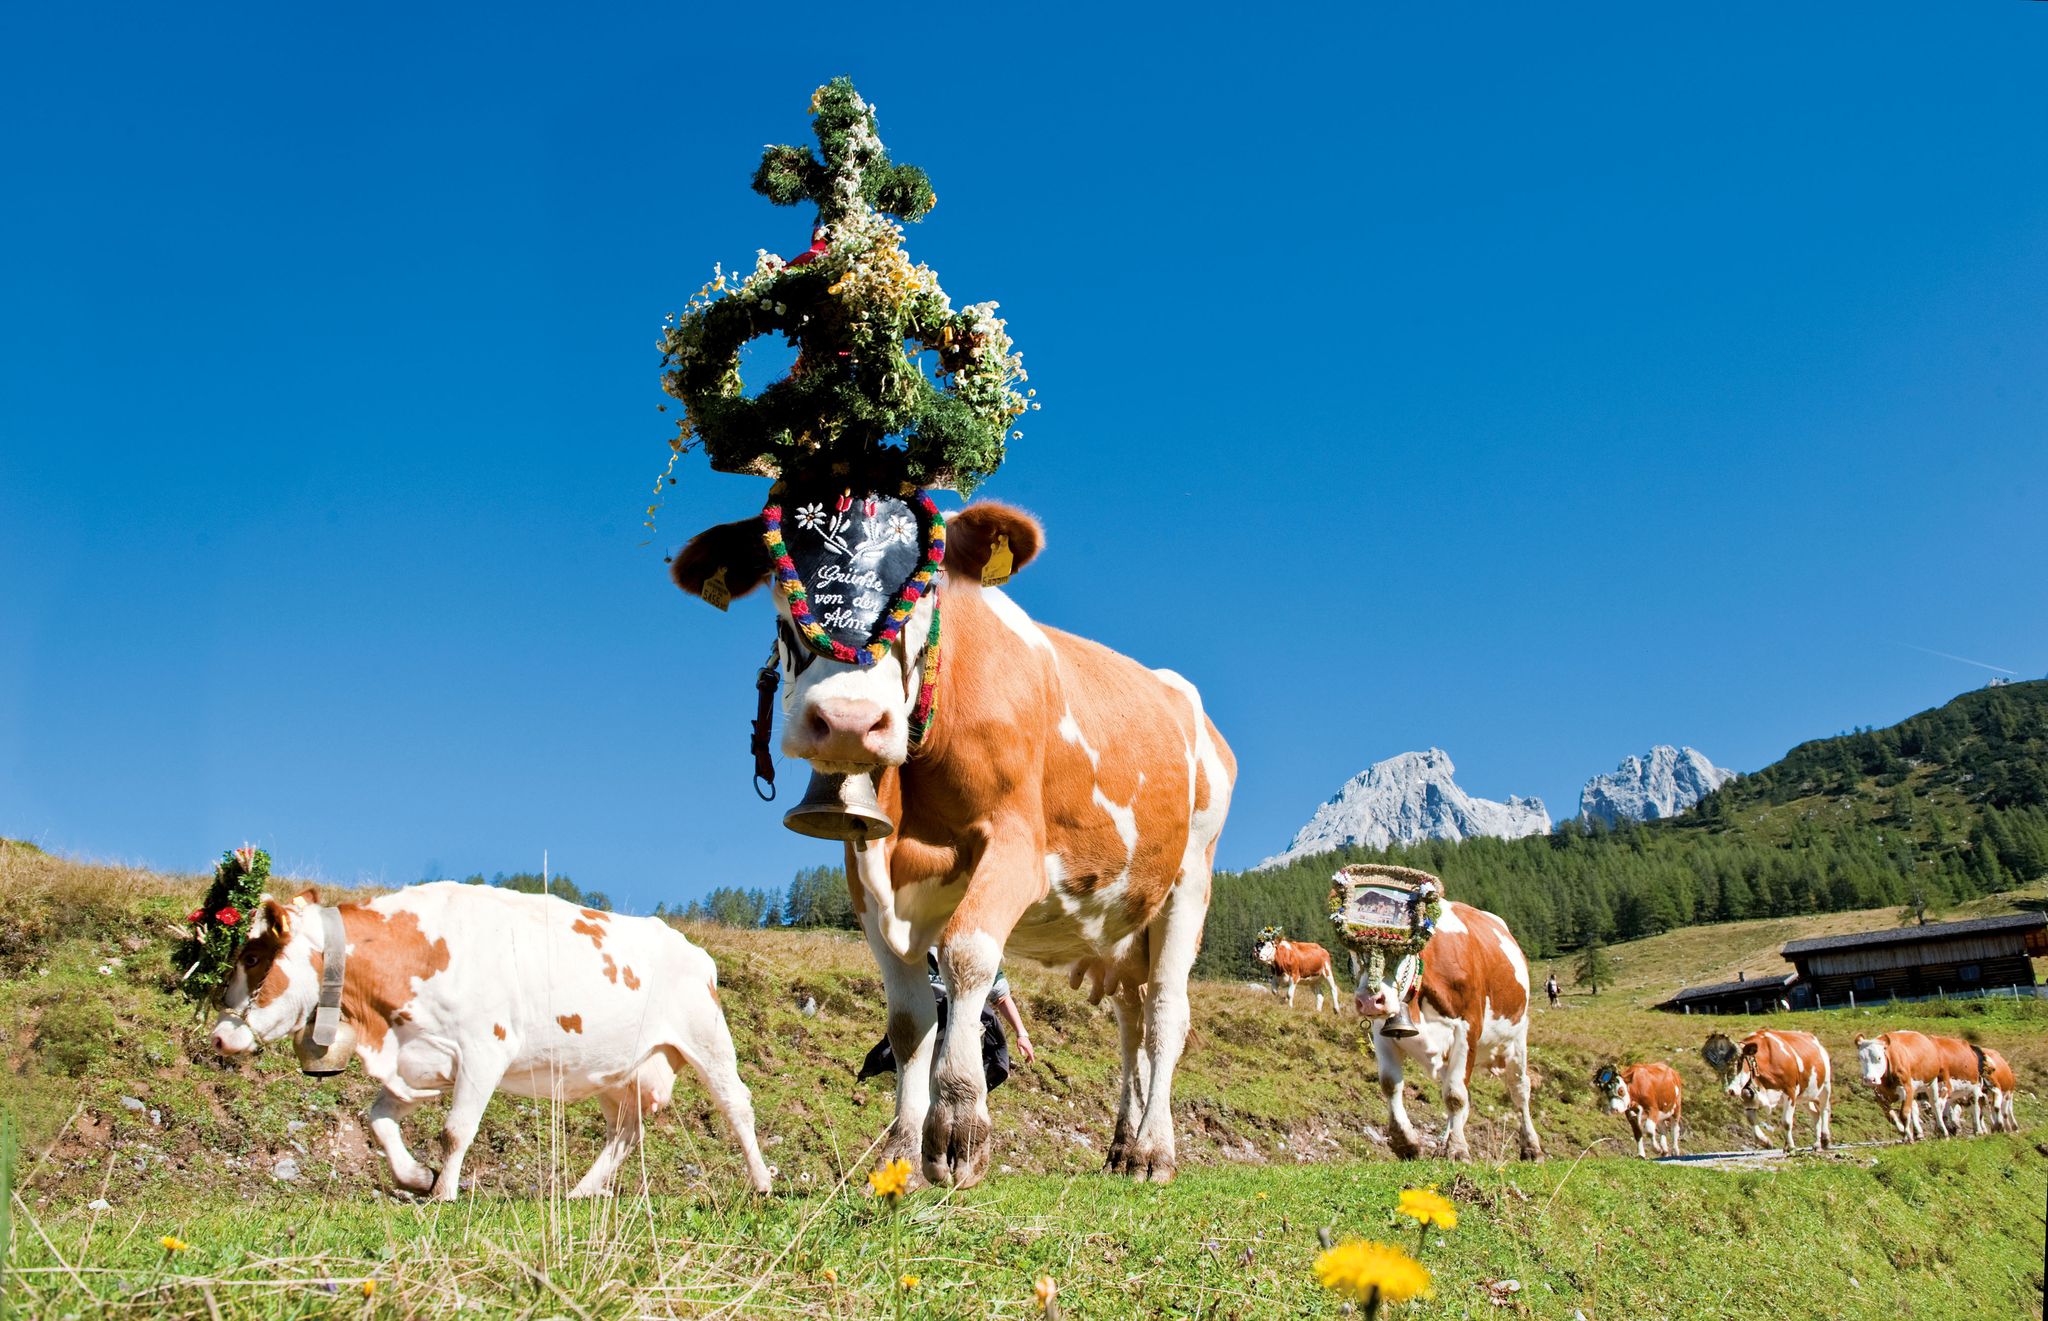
211, 882, 772, 1201
1594, 1061, 1683, 1158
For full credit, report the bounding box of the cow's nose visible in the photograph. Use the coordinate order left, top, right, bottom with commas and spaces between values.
798, 699, 895, 761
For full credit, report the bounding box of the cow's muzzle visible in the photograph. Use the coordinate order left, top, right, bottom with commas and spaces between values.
788, 697, 899, 768
211, 1011, 257, 1056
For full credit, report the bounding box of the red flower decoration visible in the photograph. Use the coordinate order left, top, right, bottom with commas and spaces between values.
188, 908, 206, 926
216, 906, 242, 926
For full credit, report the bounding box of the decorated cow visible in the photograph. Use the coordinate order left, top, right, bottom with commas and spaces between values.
1252, 926, 1341, 1012
1331, 866, 1542, 1162
1593, 1061, 1683, 1158
209, 883, 773, 1200
674, 498, 1232, 1187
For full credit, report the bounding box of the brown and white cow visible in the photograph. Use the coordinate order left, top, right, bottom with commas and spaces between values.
1350, 902, 1542, 1161
1855, 1030, 1938, 1141
1594, 1061, 1683, 1158
1253, 932, 1340, 1012
673, 503, 1234, 1187
211, 883, 773, 1200
1928, 1033, 1991, 1136
1977, 1045, 2020, 1133
1724, 1029, 1832, 1152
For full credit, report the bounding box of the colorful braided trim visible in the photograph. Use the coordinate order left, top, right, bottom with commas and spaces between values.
760, 490, 946, 667
907, 589, 942, 750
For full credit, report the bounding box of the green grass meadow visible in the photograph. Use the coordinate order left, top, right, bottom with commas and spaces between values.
3, 843, 2045, 1318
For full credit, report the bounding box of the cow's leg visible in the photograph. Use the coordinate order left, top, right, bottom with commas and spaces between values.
1505, 1035, 1541, 1160
1378, 1036, 1421, 1159
1816, 1084, 1832, 1150
1671, 1103, 1682, 1156
1123, 863, 1210, 1184
1629, 1112, 1645, 1159
367, 1088, 434, 1194
1747, 1104, 1771, 1148
570, 1091, 642, 1200
1320, 967, 1340, 1015
861, 909, 938, 1186
1285, 977, 1297, 1009
1438, 1029, 1474, 1161
673, 1003, 774, 1195
926, 847, 1045, 1189
1105, 982, 1149, 1172
1780, 1094, 1798, 1154
430, 1052, 508, 1201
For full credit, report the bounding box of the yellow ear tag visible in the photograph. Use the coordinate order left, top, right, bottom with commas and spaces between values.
981, 534, 1014, 587
700, 566, 732, 611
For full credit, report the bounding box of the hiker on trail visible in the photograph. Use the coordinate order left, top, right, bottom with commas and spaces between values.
858, 950, 1035, 1090
1546, 973, 1561, 1007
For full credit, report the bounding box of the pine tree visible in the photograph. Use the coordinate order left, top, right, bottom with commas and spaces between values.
1574, 939, 1614, 996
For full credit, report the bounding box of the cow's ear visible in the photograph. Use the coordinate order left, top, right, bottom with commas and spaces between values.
672, 518, 772, 604
260, 897, 294, 942
293, 887, 321, 909
944, 502, 1043, 584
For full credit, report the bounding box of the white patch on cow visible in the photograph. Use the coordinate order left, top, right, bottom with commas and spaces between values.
1058, 710, 1101, 771
1092, 783, 1140, 857
1151, 669, 1231, 862
984, 587, 1054, 652
1434, 904, 1469, 935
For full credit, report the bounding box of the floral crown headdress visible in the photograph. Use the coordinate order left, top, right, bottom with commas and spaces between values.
172, 845, 271, 1000
1255, 926, 1283, 947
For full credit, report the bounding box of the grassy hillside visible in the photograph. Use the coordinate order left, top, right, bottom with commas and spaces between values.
1201, 680, 2048, 980
3, 841, 2045, 1317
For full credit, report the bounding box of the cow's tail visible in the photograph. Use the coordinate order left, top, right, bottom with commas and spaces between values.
1970, 1042, 1989, 1086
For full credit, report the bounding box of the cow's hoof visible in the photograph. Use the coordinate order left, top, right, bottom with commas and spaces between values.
1107, 1141, 1175, 1183
1386, 1130, 1421, 1161
921, 1101, 992, 1189
1518, 1141, 1544, 1162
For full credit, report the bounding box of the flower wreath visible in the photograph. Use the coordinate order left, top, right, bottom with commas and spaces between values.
1327, 864, 1445, 993
1255, 925, 1283, 948
172, 845, 271, 1000
654, 78, 1029, 499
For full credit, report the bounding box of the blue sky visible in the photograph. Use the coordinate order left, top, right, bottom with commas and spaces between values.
4, 5, 2045, 907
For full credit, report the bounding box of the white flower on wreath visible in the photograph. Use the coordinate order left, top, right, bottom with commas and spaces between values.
795, 503, 827, 531
884, 513, 915, 544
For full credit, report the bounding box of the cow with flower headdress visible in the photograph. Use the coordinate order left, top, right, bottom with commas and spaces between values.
1252, 926, 1341, 1013
660, 81, 1234, 1188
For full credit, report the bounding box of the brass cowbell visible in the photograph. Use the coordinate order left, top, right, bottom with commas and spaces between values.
782, 769, 895, 842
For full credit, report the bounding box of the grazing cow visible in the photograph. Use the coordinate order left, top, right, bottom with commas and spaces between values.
672, 503, 1234, 1187
1594, 1061, 1684, 1158
1723, 1029, 1832, 1153
210, 883, 773, 1201
1253, 932, 1340, 1012
1855, 1031, 1940, 1141
1351, 902, 1542, 1162
1977, 1046, 2020, 1133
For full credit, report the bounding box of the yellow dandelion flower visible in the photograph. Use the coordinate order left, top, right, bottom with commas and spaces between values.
899, 1273, 920, 1291
821, 1267, 838, 1285
160, 1235, 189, 1253
1255, 1191, 1269, 1201
1396, 1186, 1458, 1231
1314, 1239, 1431, 1306
868, 1157, 912, 1200
1034, 1276, 1058, 1308
361, 1279, 377, 1297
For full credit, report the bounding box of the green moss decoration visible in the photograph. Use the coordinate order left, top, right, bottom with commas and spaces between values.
654, 77, 1031, 497
171, 845, 271, 1000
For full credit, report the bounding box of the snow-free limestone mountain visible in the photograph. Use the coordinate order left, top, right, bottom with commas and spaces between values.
1259, 748, 1549, 869
1578, 745, 1733, 826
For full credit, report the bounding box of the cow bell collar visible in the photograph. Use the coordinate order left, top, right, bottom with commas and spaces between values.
292, 905, 354, 1077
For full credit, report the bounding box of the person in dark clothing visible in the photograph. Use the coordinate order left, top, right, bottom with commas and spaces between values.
1546, 972, 1561, 1007
858, 951, 1033, 1089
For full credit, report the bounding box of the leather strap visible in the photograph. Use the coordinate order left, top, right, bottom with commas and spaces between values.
309, 906, 348, 1048
752, 652, 780, 801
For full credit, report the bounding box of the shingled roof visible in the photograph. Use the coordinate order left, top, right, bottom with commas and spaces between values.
1779, 911, 2045, 958
1658, 971, 1798, 1006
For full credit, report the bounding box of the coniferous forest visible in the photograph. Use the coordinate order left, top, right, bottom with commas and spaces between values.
1196, 680, 2048, 981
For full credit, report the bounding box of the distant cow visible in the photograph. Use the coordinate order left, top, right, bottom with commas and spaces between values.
211, 883, 773, 1201
1855, 1031, 1940, 1141
1352, 902, 1542, 1162
1594, 1061, 1683, 1158
1928, 1034, 1990, 1137
1977, 1046, 2020, 1133
1252, 932, 1340, 1012
1723, 1029, 1832, 1152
